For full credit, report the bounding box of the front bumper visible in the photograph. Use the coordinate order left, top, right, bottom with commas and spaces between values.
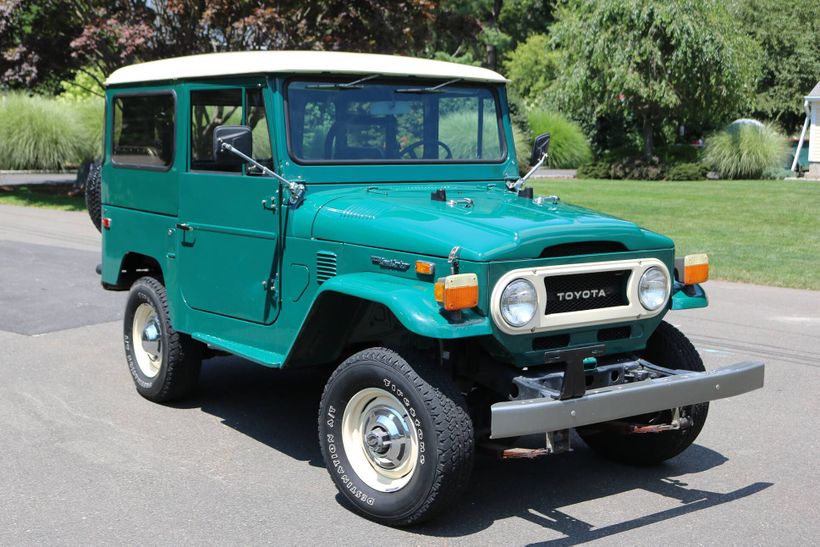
490, 361, 764, 439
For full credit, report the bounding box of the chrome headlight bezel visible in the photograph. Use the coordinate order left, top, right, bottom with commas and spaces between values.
499, 278, 538, 327
638, 266, 670, 311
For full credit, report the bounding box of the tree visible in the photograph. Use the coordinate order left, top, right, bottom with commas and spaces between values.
503, 34, 560, 109
734, 0, 820, 133
432, 0, 553, 69
2, 1, 440, 94
0, 1, 84, 92
548, 0, 760, 157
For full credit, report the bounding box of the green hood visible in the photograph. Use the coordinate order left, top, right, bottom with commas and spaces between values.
311, 185, 673, 261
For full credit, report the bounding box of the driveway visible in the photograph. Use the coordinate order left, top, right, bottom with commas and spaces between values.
1, 204, 818, 545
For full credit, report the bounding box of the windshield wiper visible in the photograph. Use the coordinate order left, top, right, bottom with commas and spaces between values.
395, 78, 462, 94
306, 74, 380, 90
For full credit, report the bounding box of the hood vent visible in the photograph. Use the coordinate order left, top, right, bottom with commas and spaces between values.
539, 241, 627, 258
316, 251, 338, 284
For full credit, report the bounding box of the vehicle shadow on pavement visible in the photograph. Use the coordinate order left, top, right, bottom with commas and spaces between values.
174, 355, 771, 542
172, 355, 331, 468
412, 444, 772, 542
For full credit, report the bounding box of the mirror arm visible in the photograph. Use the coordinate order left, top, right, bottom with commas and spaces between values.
219, 140, 306, 206
508, 151, 548, 192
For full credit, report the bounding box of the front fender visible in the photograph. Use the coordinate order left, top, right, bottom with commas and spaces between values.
318, 272, 492, 339
671, 282, 708, 310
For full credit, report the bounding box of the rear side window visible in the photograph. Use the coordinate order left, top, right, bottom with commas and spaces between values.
112, 93, 175, 169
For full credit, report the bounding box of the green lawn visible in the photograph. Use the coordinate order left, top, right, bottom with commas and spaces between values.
0, 185, 85, 211
531, 179, 820, 290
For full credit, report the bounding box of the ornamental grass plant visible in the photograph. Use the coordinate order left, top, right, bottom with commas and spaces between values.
526, 110, 592, 168
0, 93, 103, 170
703, 123, 788, 179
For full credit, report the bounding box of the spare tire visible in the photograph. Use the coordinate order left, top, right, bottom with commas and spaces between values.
85, 162, 102, 232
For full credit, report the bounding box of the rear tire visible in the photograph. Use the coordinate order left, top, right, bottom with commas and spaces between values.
123, 276, 202, 403
318, 347, 474, 526
85, 162, 102, 232
577, 321, 709, 465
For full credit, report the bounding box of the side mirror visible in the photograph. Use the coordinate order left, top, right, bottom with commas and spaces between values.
213, 125, 252, 166
530, 132, 550, 165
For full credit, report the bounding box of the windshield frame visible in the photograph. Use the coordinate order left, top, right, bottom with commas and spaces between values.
283, 76, 508, 166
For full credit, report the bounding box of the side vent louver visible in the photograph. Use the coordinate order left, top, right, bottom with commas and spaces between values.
316, 251, 338, 284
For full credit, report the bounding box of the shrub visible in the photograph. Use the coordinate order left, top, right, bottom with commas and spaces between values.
526, 110, 592, 169
576, 162, 611, 179
703, 123, 788, 179
666, 162, 708, 181
0, 93, 104, 170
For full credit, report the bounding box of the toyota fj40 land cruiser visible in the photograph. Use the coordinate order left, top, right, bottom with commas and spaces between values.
91, 51, 764, 525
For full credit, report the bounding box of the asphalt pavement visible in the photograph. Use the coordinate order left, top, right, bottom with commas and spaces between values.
1, 204, 818, 545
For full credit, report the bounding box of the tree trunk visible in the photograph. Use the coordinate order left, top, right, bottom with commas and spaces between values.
642, 118, 654, 159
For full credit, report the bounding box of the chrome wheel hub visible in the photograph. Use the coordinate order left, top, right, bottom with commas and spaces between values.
132, 303, 162, 378
361, 405, 412, 470
341, 387, 419, 492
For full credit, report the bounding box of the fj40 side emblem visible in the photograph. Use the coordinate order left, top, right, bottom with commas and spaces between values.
371, 256, 411, 272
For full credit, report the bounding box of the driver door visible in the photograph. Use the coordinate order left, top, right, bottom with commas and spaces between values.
177, 82, 281, 324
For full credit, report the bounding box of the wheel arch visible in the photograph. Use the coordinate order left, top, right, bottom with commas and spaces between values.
283, 273, 492, 368
103, 251, 164, 291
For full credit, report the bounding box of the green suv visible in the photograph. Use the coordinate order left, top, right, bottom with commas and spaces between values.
92, 51, 764, 525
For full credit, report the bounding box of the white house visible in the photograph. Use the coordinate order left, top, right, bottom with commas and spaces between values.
794, 81, 820, 178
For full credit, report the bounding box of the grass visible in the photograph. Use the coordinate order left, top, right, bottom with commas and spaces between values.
703, 124, 788, 179
0, 93, 103, 170
0, 185, 85, 211
530, 179, 820, 290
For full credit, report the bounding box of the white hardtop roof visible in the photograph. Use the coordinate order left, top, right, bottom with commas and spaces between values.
106, 50, 507, 86
807, 81, 820, 100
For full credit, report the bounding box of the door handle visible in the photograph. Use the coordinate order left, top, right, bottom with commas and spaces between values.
176, 223, 193, 232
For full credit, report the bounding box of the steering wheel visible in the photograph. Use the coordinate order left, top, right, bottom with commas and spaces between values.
399, 140, 453, 160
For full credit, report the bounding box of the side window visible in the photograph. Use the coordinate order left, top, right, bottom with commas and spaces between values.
190, 89, 243, 172
112, 93, 175, 169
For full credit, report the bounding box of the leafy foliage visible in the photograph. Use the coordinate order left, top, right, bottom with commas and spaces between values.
733, 0, 820, 133
665, 162, 708, 181
526, 110, 591, 168
0, 93, 102, 169
548, 0, 759, 157
704, 123, 788, 179
503, 34, 560, 109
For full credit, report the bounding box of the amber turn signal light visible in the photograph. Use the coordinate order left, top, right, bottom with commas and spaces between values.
434, 273, 479, 311
415, 260, 435, 276
682, 253, 709, 285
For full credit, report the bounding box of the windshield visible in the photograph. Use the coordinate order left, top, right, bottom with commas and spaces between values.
285, 79, 506, 164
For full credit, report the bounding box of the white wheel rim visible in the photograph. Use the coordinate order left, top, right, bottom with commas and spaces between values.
132, 303, 162, 378
341, 387, 419, 493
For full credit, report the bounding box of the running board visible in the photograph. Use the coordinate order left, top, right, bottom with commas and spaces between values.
192, 332, 284, 367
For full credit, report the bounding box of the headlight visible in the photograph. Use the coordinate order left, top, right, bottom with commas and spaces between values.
638, 266, 669, 311
500, 278, 538, 327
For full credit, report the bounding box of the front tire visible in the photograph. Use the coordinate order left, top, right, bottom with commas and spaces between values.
123, 276, 202, 403
577, 321, 709, 465
318, 347, 474, 526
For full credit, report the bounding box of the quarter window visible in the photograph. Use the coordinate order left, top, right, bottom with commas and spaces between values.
112, 93, 175, 169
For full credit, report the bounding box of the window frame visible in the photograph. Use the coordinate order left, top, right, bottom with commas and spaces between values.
110, 90, 177, 172
282, 76, 508, 166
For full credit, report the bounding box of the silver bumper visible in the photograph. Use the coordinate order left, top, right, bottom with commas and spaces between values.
490, 361, 764, 439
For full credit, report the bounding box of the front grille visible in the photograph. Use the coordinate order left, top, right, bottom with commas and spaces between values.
545, 270, 630, 315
